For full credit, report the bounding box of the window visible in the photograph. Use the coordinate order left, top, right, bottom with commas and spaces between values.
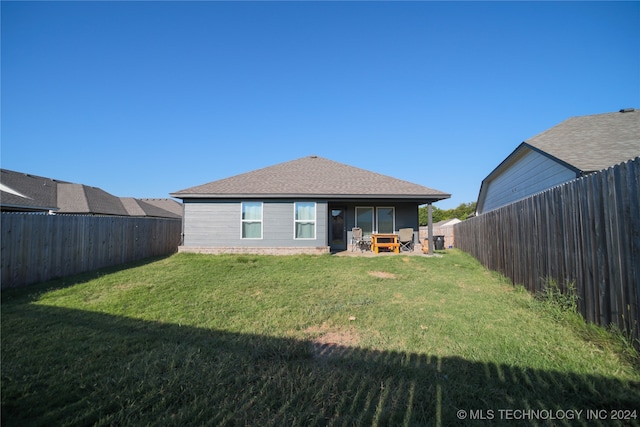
355, 207, 374, 236
376, 207, 395, 234
241, 202, 262, 239
294, 202, 315, 239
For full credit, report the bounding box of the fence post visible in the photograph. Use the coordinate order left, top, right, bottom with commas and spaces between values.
453, 157, 640, 342
1, 214, 182, 289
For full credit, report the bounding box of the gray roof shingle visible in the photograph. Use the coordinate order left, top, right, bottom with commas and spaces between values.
1, 168, 182, 218
171, 156, 450, 201
139, 198, 183, 218
121, 197, 148, 216
56, 183, 130, 216
122, 198, 182, 219
525, 109, 640, 172
0, 169, 61, 211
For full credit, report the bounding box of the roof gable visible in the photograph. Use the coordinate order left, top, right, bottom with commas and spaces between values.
171, 156, 450, 201
476, 109, 640, 215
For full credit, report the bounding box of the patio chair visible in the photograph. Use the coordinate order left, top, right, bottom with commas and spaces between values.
398, 228, 414, 252
351, 227, 363, 251
351, 227, 370, 252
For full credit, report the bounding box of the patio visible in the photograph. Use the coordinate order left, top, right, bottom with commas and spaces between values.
334, 240, 441, 257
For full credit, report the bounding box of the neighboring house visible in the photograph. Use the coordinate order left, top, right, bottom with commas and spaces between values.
419, 218, 461, 248
170, 155, 450, 254
476, 108, 640, 215
432, 218, 463, 228
0, 169, 181, 219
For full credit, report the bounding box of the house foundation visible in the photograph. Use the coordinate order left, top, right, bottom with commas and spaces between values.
177, 246, 330, 256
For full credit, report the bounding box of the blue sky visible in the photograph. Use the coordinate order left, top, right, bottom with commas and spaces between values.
2, 1, 638, 209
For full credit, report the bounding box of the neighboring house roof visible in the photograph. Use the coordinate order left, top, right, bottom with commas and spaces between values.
523, 109, 640, 173
476, 109, 640, 214
1, 168, 181, 218
433, 218, 462, 227
484, 109, 640, 184
0, 170, 61, 212
139, 198, 183, 218
57, 183, 130, 216
121, 197, 148, 216
121, 198, 182, 219
171, 155, 450, 203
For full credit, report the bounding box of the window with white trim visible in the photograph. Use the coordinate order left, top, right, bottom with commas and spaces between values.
241, 202, 262, 239
294, 202, 316, 239
376, 207, 395, 234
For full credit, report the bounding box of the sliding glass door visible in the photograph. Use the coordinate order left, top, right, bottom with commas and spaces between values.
376, 207, 395, 234
356, 207, 374, 236
356, 206, 395, 234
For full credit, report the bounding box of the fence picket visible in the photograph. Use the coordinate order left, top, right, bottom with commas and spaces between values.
1, 215, 181, 288
455, 157, 640, 341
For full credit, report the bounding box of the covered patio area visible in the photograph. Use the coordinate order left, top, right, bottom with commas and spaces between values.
333, 239, 442, 257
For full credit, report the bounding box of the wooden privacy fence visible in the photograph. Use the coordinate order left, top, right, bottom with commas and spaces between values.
1, 214, 182, 288
419, 224, 457, 248
455, 157, 640, 340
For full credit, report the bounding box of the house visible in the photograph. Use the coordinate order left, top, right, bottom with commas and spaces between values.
1, 169, 181, 219
432, 218, 463, 228
170, 155, 450, 254
476, 108, 640, 215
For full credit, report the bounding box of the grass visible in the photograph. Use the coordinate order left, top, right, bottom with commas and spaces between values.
2, 249, 639, 426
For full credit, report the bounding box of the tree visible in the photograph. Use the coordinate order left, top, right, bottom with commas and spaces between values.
451, 202, 476, 220
418, 205, 445, 226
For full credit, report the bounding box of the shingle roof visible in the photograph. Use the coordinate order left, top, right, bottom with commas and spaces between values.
433, 218, 462, 227
476, 109, 640, 215
0, 170, 61, 212
121, 197, 148, 216
524, 109, 640, 172
139, 198, 183, 218
171, 156, 450, 201
1, 168, 182, 218
56, 183, 130, 216
122, 198, 182, 219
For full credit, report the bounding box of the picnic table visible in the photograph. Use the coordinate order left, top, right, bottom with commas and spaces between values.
371, 233, 400, 254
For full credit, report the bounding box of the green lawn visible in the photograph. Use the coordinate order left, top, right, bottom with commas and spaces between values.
2, 250, 639, 426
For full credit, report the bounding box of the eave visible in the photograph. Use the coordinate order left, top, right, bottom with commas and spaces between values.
1, 203, 59, 213
171, 193, 451, 204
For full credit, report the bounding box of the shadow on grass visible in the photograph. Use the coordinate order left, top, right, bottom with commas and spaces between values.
2, 304, 639, 426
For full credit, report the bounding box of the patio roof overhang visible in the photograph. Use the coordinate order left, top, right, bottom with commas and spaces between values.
171, 193, 451, 204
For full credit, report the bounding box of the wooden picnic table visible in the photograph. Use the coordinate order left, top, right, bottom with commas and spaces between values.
371, 233, 400, 254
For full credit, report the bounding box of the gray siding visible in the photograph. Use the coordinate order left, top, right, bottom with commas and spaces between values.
481, 149, 576, 213
394, 203, 419, 230
183, 199, 327, 248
